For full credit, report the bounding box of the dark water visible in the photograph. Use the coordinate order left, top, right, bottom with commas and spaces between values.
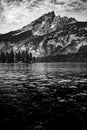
0, 63, 87, 130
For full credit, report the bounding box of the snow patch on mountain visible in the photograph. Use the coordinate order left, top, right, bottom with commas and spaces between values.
76, 40, 87, 51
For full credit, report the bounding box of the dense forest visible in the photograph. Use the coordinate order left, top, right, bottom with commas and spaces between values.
0, 49, 35, 63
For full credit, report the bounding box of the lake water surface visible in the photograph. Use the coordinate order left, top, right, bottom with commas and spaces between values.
0, 63, 87, 129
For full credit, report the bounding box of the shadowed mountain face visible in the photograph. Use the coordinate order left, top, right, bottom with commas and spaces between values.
0, 11, 87, 61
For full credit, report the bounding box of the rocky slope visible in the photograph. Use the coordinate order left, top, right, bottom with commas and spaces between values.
0, 11, 87, 61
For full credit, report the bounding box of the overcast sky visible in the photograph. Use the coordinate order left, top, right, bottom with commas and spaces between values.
0, 0, 87, 34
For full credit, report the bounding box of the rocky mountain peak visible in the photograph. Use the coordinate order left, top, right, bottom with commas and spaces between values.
0, 11, 87, 62
10, 11, 77, 36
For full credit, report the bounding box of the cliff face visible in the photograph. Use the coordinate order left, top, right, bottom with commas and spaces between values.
0, 11, 87, 61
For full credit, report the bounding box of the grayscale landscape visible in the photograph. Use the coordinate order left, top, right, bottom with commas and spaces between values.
0, 0, 87, 130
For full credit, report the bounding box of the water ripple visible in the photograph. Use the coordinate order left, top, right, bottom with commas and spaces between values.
0, 63, 87, 129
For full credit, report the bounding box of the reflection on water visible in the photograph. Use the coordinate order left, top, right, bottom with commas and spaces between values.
0, 63, 87, 130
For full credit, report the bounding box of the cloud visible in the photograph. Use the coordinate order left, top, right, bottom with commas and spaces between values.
0, 0, 87, 33
65, 0, 87, 11
80, 0, 87, 2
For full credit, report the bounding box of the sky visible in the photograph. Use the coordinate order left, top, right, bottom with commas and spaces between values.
0, 0, 87, 34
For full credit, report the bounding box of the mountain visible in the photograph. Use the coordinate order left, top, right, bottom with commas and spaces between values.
0, 11, 87, 62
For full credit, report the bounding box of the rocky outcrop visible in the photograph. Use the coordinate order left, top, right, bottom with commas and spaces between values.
0, 11, 87, 62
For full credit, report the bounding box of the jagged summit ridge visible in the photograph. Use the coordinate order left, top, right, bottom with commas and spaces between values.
0, 11, 77, 36
11, 11, 77, 36
0, 11, 87, 62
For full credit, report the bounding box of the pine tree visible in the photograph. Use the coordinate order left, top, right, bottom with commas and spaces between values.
10, 49, 14, 63
25, 50, 29, 63
6, 52, 10, 63
29, 52, 32, 63
16, 51, 21, 62
0, 51, 6, 63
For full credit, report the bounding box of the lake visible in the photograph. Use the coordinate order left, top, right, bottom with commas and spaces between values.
0, 63, 87, 130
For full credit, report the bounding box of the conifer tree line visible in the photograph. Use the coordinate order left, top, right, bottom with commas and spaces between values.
0, 49, 35, 63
